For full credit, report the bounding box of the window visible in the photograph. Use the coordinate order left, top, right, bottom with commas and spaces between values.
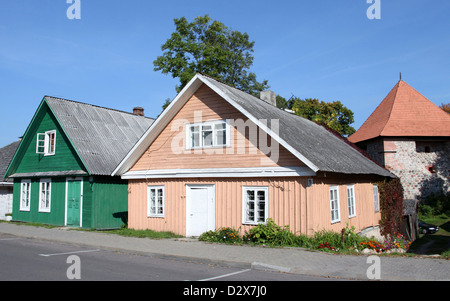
39, 179, 51, 212
243, 186, 268, 225
373, 185, 379, 212
36, 130, 56, 156
20, 180, 31, 211
186, 120, 229, 149
347, 185, 356, 218
147, 186, 164, 217
330, 186, 340, 223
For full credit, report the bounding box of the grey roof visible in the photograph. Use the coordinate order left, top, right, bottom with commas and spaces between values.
45, 96, 154, 176
200, 75, 394, 178
0, 141, 20, 182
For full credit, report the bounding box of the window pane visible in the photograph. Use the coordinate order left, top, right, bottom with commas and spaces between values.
150, 189, 156, 214
214, 123, 226, 146
202, 125, 213, 147
257, 202, 265, 222
190, 126, 200, 148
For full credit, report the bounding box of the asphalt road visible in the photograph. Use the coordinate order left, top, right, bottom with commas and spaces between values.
0, 233, 336, 282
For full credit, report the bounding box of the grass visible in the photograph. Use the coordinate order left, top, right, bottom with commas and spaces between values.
408, 214, 450, 258
1, 220, 182, 239
101, 227, 183, 239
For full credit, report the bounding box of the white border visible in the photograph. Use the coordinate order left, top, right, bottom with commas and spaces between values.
121, 166, 315, 180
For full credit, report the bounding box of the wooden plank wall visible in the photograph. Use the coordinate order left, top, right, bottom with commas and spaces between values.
131, 84, 304, 171
128, 177, 381, 237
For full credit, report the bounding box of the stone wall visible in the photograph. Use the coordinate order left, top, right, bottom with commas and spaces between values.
364, 138, 450, 202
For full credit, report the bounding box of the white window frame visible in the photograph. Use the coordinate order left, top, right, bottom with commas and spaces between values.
36, 130, 56, 156
347, 185, 356, 218
186, 120, 230, 150
242, 186, 269, 225
373, 185, 380, 213
147, 185, 165, 218
20, 180, 31, 211
330, 186, 340, 223
39, 178, 51, 212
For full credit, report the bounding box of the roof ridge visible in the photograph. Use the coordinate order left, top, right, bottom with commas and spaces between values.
379, 80, 401, 136
44, 95, 154, 120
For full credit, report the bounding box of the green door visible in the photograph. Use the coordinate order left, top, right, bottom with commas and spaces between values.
66, 179, 81, 227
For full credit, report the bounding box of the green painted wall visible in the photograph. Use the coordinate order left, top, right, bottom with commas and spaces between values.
12, 102, 85, 175
12, 178, 66, 226
10, 100, 128, 229
88, 176, 128, 229
12, 176, 128, 229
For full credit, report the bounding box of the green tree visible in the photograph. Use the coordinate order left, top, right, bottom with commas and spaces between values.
154, 15, 269, 95
290, 98, 356, 136
440, 103, 450, 114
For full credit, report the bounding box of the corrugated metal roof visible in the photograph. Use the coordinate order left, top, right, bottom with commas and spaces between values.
0, 141, 20, 182
45, 96, 154, 176
200, 75, 394, 178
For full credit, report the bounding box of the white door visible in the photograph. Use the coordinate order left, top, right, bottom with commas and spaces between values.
186, 185, 215, 237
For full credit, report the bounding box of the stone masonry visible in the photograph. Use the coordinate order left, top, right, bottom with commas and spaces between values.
365, 137, 450, 204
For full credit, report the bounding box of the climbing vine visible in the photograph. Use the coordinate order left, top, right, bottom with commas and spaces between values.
376, 178, 404, 237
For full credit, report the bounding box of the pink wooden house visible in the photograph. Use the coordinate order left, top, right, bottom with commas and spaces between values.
113, 74, 393, 237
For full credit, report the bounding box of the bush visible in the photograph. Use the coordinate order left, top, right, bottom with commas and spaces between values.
199, 227, 241, 244
419, 192, 450, 218
198, 220, 384, 254
243, 218, 295, 246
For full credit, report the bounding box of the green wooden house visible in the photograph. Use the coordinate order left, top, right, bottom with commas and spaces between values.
4, 96, 153, 229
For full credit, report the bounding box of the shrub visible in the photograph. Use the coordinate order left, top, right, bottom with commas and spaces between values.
199, 227, 241, 244
218, 227, 241, 243
243, 218, 295, 245
419, 192, 450, 218
198, 230, 220, 242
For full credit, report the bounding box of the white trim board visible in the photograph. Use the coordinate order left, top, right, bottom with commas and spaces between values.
121, 166, 315, 179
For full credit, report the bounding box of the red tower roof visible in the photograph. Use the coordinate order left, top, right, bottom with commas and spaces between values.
349, 80, 450, 143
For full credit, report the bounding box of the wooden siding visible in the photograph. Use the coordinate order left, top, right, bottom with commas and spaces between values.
12, 178, 66, 226
13, 103, 85, 175
131, 84, 304, 171
128, 176, 381, 236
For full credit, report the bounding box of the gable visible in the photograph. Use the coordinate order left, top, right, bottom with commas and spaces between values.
131, 84, 305, 171
6, 100, 86, 178
114, 74, 393, 178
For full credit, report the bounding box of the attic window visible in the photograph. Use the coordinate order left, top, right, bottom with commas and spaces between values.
36, 130, 56, 156
186, 120, 230, 149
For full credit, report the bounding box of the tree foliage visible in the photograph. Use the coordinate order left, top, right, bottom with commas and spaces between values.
440, 102, 450, 114
279, 97, 356, 136
154, 15, 269, 95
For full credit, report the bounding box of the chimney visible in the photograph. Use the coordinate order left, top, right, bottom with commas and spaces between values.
133, 107, 144, 116
260, 90, 276, 106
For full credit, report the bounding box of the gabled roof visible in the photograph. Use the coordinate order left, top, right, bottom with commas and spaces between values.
349, 80, 450, 144
0, 141, 20, 183
113, 74, 393, 178
7, 97, 154, 177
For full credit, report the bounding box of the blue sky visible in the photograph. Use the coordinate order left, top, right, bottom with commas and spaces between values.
1, 0, 449, 147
